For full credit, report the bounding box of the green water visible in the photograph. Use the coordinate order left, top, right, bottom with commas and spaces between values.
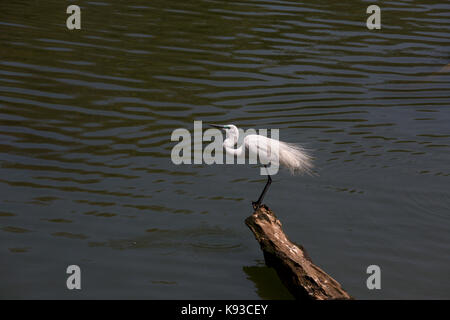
0, 0, 449, 299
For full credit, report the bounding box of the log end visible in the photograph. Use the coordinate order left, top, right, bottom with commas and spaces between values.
245, 204, 353, 300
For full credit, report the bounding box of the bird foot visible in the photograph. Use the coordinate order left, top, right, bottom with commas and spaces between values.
252, 201, 262, 210
252, 201, 269, 211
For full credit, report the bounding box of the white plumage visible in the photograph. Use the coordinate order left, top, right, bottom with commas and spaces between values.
243, 134, 313, 175
209, 123, 313, 208
216, 124, 313, 174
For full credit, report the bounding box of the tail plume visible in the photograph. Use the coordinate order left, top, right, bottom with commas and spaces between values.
278, 142, 313, 175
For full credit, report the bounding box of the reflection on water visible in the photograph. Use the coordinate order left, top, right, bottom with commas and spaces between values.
243, 262, 294, 300
0, 0, 449, 299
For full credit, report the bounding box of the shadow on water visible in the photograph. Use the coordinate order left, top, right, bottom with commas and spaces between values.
243, 261, 294, 300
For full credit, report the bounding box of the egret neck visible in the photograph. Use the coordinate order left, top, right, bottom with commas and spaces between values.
223, 137, 243, 157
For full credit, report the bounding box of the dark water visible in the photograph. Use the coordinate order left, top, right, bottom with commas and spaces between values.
1, 0, 449, 299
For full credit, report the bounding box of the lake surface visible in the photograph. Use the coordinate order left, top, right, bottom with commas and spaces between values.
1, 0, 449, 299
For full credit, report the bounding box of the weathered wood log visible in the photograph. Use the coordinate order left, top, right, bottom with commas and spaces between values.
245, 205, 352, 300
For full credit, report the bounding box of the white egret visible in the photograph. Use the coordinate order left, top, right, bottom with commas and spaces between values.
209, 124, 313, 209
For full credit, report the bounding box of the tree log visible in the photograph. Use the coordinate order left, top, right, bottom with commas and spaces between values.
245, 205, 352, 300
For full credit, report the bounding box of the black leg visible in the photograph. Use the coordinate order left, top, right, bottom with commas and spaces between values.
252, 167, 272, 209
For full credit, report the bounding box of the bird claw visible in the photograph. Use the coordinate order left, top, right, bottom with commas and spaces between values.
252, 201, 261, 210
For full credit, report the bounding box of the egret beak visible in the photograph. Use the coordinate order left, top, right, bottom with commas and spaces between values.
208, 124, 226, 130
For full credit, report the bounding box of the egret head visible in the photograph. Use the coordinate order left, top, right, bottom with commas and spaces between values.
209, 124, 239, 144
